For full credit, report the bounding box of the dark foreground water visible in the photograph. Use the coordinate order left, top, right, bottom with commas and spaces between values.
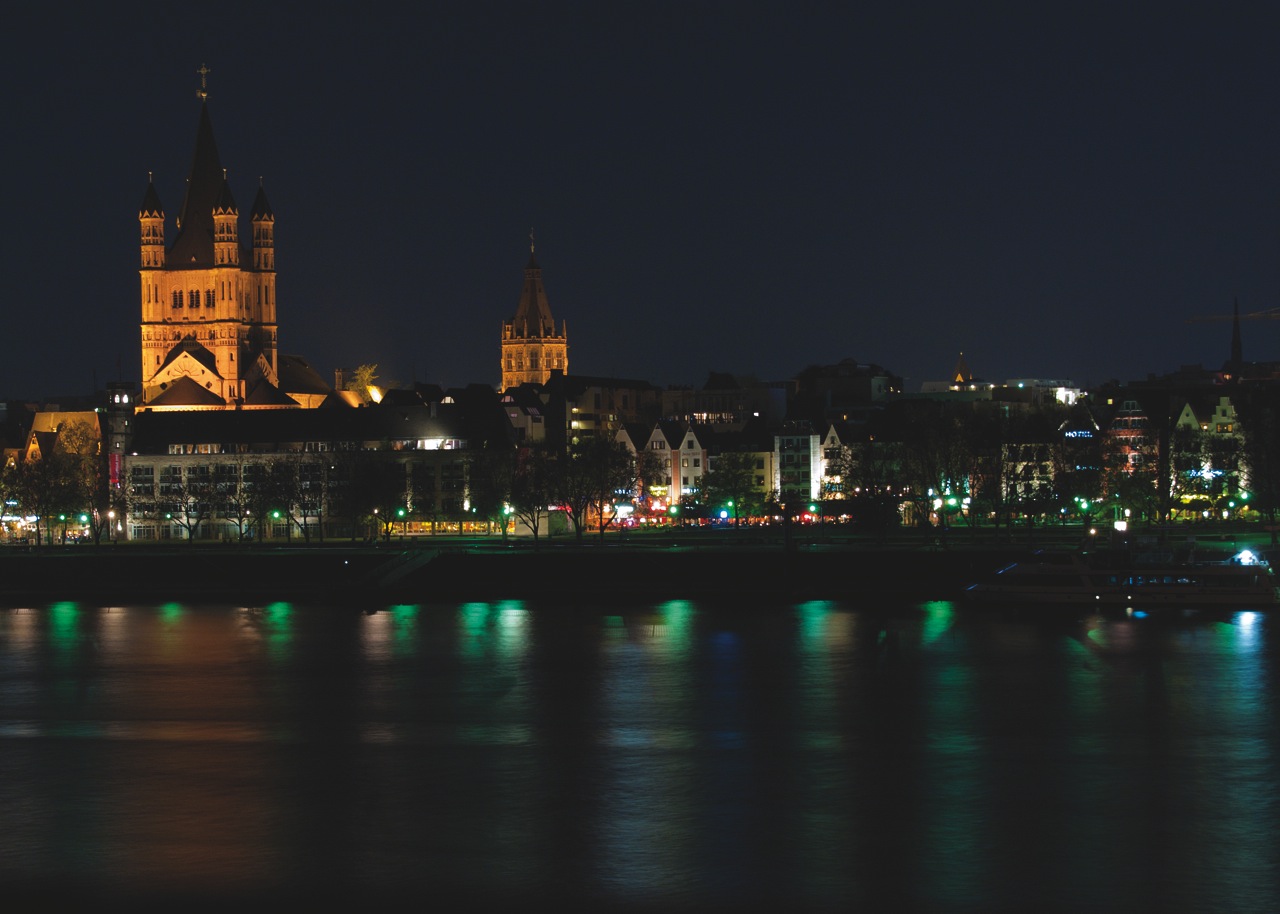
1, 598, 1277, 912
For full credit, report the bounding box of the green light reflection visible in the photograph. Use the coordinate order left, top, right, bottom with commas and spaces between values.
263, 602, 294, 663
920, 601, 954, 646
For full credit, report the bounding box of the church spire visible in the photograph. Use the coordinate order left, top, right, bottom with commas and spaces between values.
169, 89, 225, 266
1230, 297, 1243, 370
138, 172, 165, 269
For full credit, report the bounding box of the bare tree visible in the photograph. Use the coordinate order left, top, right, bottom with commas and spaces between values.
552, 435, 638, 542
509, 445, 554, 543
159, 463, 217, 543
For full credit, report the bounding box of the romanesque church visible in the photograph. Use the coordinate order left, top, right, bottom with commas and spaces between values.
137, 71, 328, 410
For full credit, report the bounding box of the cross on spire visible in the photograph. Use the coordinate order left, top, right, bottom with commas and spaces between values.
530, 228, 536, 254
197, 64, 210, 101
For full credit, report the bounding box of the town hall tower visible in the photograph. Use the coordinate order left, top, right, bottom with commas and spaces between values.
500, 237, 568, 390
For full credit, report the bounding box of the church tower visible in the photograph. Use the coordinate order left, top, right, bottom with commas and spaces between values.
138, 66, 286, 410
500, 235, 568, 390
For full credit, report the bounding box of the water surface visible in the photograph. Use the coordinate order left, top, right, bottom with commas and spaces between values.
1, 599, 1276, 911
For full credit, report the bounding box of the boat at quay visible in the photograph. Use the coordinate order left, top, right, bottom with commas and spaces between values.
964, 537, 1280, 608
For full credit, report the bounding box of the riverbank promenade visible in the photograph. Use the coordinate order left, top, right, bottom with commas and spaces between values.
2, 522, 1271, 606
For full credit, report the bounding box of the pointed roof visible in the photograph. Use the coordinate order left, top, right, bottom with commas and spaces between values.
1230, 298, 1243, 368
168, 102, 225, 267
243, 379, 300, 408
250, 183, 274, 221
278, 354, 333, 396
148, 376, 228, 408
214, 175, 237, 215
952, 352, 972, 384
139, 177, 164, 218
616, 422, 651, 451
510, 251, 557, 336
157, 336, 221, 376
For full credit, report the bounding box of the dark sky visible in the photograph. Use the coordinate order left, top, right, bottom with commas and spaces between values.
4, 4, 1278, 399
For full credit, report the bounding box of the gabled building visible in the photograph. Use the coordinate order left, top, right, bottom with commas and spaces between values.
500, 386, 549, 443
22, 410, 101, 463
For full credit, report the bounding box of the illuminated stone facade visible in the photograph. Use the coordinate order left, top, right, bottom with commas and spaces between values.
139, 82, 282, 410
500, 247, 568, 390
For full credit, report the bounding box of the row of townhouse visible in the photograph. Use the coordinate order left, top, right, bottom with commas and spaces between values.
2, 376, 1256, 541
614, 418, 826, 513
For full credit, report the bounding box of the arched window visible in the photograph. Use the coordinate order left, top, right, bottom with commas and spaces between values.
205, 290, 215, 308
172, 290, 183, 308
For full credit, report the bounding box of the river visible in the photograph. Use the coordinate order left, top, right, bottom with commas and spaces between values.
0, 598, 1276, 911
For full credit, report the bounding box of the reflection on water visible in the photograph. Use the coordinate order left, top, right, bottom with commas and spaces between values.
0, 599, 1277, 910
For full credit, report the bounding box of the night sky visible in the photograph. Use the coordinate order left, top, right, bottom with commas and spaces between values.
5, 4, 1278, 400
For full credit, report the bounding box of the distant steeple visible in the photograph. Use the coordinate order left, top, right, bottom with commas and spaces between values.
952, 352, 972, 385
1230, 297, 1243, 369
